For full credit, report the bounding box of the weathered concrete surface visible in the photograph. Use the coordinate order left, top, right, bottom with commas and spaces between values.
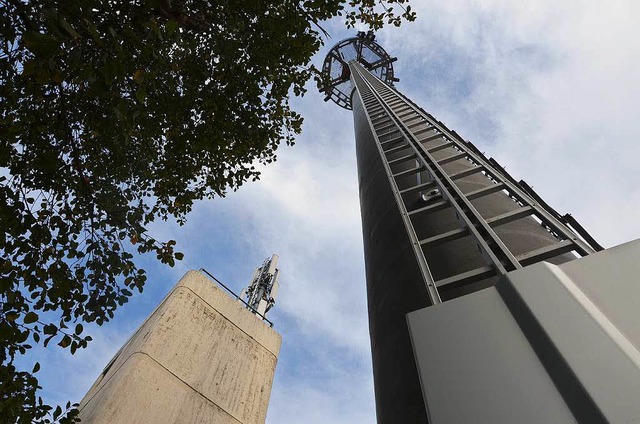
78, 270, 281, 424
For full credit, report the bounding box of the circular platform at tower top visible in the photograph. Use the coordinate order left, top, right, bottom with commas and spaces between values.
320, 31, 398, 110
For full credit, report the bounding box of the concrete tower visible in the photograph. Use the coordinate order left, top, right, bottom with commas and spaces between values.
77, 257, 282, 424
320, 32, 640, 423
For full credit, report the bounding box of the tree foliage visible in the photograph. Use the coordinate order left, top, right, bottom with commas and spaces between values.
0, 0, 415, 421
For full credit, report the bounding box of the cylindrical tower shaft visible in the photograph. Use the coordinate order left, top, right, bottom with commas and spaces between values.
320, 34, 600, 423
352, 82, 431, 422
349, 62, 597, 423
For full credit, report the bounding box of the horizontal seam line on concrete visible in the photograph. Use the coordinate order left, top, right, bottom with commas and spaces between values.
79, 271, 277, 414
82, 351, 243, 424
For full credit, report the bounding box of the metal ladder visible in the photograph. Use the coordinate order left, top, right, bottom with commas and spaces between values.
349, 61, 599, 305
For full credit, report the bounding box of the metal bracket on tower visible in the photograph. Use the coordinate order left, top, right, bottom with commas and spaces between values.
240, 254, 280, 317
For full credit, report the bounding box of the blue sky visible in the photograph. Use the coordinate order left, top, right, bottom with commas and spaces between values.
23, 1, 640, 422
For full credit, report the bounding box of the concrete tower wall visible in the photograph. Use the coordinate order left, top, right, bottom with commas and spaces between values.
77, 270, 281, 424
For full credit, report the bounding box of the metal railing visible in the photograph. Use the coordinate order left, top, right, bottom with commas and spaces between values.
199, 268, 274, 327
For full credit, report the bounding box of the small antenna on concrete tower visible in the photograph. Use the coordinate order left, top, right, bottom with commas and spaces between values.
240, 254, 280, 317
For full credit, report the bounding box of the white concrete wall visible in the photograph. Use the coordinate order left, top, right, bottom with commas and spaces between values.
78, 270, 281, 424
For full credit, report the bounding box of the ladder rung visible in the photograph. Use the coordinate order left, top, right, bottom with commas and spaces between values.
388, 153, 416, 165
372, 117, 389, 125
378, 127, 400, 137
437, 151, 467, 165
436, 265, 496, 289
375, 122, 395, 131
516, 240, 575, 266
407, 120, 427, 129
393, 106, 412, 115
397, 110, 415, 119
420, 227, 469, 247
380, 135, 404, 146
393, 166, 423, 179
386, 100, 406, 108
372, 120, 390, 128
413, 125, 436, 136
427, 142, 454, 154
403, 115, 422, 125
400, 181, 436, 195
450, 166, 484, 180
419, 132, 445, 144
465, 183, 506, 200
408, 199, 449, 216
384, 143, 410, 154
486, 206, 534, 227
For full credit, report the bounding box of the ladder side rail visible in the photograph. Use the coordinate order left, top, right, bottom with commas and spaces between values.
350, 68, 443, 305
379, 80, 595, 256
354, 63, 516, 275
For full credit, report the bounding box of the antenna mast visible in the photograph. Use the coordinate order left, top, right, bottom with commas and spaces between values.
241, 254, 280, 317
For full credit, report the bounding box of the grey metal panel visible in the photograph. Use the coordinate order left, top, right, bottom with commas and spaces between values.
407, 289, 577, 424
497, 241, 640, 424
408, 238, 640, 424
559, 239, 640, 351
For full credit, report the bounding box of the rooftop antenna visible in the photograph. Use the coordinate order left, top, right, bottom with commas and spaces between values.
241, 254, 280, 317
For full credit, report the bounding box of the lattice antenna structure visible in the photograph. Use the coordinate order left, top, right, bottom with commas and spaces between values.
319, 30, 398, 110
240, 254, 280, 317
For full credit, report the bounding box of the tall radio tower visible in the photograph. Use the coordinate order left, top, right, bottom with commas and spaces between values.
320, 31, 640, 423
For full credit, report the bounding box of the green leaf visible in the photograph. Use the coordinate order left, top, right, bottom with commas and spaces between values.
135, 88, 147, 103
33, 362, 41, 373
53, 405, 62, 420
43, 334, 55, 347
166, 20, 179, 37
75, 323, 83, 335
58, 16, 81, 38
24, 312, 39, 324
23, 31, 62, 58
58, 335, 72, 348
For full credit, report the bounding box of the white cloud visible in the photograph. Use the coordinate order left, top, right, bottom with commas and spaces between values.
267, 356, 375, 424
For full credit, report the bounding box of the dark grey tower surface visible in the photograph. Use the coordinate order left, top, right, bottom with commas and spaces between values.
320, 32, 604, 423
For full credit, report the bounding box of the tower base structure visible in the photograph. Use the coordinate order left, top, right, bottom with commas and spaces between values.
77, 270, 281, 424
408, 238, 640, 423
